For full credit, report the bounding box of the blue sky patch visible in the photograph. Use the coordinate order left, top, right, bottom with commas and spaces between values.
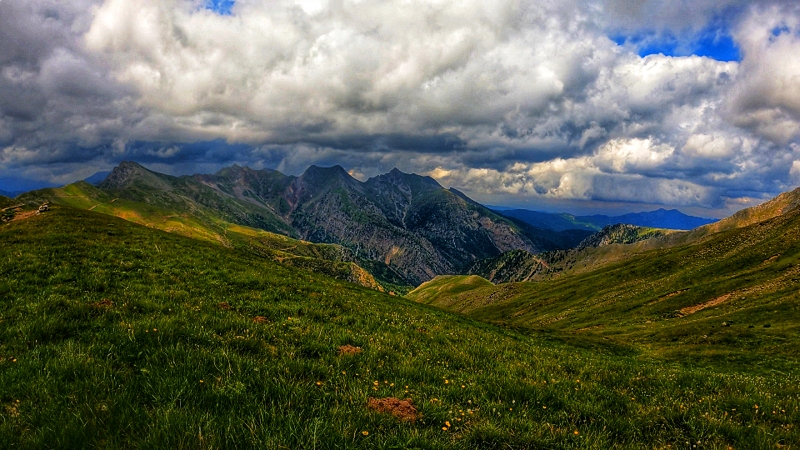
613, 24, 740, 62
692, 32, 740, 62
206, 0, 235, 15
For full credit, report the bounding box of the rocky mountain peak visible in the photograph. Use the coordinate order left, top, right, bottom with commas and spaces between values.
366, 168, 442, 193
98, 161, 153, 189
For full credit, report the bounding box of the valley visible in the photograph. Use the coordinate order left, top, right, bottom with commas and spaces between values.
2, 164, 799, 448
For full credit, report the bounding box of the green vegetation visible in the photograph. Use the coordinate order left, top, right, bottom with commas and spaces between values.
18, 182, 393, 292
468, 224, 679, 284
410, 206, 800, 374
407, 276, 494, 306
0, 195, 15, 210
1, 206, 798, 448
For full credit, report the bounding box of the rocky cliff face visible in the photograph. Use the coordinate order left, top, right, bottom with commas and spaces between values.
98, 162, 569, 285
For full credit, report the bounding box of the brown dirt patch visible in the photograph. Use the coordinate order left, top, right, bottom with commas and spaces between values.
252, 316, 269, 324
10, 210, 37, 222
91, 299, 114, 308
217, 302, 232, 310
678, 294, 731, 317
367, 397, 419, 422
338, 345, 362, 355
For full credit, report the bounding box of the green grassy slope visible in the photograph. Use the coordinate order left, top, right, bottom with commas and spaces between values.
409, 204, 800, 371
2, 207, 798, 448
0, 195, 15, 209
18, 182, 388, 291
468, 225, 678, 284
406, 275, 494, 306
98, 162, 296, 237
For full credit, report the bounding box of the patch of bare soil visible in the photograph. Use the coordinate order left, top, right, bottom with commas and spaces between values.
91, 299, 114, 308
367, 397, 419, 422
338, 344, 362, 355
252, 316, 269, 324
10, 210, 37, 222
678, 294, 731, 317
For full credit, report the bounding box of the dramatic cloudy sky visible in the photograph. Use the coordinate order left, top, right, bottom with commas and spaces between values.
2, 0, 800, 216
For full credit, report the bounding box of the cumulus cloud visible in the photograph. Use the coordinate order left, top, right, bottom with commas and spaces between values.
1, 0, 800, 214
728, 4, 800, 144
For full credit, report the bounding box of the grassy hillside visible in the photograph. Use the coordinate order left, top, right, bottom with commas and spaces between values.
468, 225, 677, 284
99, 162, 295, 237
1, 207, 798, 448
409, 204, 800, 372
406, 275, 494, 305
17, 182, 390, 291
0, 195, 15, 209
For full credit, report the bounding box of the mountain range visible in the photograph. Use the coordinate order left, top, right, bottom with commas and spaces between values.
496, 207, 717, 232
0, 189, 23, 199
18, 161, 595, 287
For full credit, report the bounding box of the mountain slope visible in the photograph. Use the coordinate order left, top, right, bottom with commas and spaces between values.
2, 206, 798, 448
467, 224, 674, 284
690, 186, 800, 236
17, 182, 384, 291
99, 161, 295, 237
90, 162, 581, 285
278, 166, 556, 283
0, 194, 15, 209
410, 195, 800, 367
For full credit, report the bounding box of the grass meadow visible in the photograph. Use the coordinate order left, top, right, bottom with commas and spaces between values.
1, 207, 798, 448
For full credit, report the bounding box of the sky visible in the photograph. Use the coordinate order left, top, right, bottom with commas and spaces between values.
2, 1, 800, 217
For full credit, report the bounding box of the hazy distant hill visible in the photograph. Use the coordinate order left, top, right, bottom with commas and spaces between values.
498, 207, 717, 231
0, 176, 59, 198
0, 190, 21, 199
580, 208, 717, 230
84, 171, 111, 186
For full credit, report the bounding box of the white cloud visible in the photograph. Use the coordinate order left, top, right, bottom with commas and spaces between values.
1, 0, 800, 215
594, 138, 674, 173
790, 160, 800, 184
729, 4, 800, 144
682, 134, 740, 159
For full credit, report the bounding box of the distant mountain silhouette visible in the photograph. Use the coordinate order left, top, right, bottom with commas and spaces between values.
498, 207, 717, 231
